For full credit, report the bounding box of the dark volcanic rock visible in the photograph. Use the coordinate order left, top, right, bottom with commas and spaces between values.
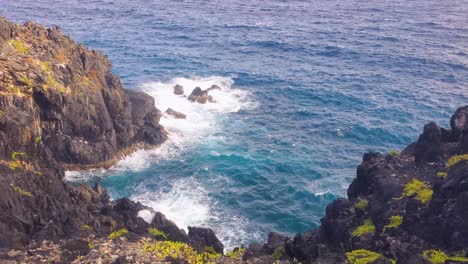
151, 212, 189, 243
188, 226, 224, 254
415, 122, 442, 163
0, 17, 169, 249
173, 84, 184, 95
187, 87, 213, 104
165, 108, 186, 119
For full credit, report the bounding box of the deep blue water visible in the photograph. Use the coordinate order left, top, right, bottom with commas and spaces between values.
2, 0, 468, 248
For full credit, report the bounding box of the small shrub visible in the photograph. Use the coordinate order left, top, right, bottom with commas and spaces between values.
148, 227, 168, 239
446, 154, 468, 168
34, 136, 41, 143
11, 152, 26, 160
19, 75, 33, 87
346, 249, 382, 264
423, 249, 468, 264
143, 240, 220, 263
384, 215, 403, 231
108, 228, 128, 240
355, 198, 368, 210
226, 247, 246, 259
9, 160, 22, 170
80, 224, 92, 231
388, 150, 400, 156
81, 76, 90, 86
8, 39, 29, 54
88, 242, 95, 250
272, 245, 284, 260
13, 186, 33, 197
437, 172, 447, 178
352, 218, 375, 237
401, 178, 433, 204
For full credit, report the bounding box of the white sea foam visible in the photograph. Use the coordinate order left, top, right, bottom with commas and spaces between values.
132, 177, 261, 251
65, 75, 256, 178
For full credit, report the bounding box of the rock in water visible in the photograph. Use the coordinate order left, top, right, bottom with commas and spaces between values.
173, 84, 184, 95
206, 84, 221, 92
165, 108, 187, 119
187, 87, 213, 104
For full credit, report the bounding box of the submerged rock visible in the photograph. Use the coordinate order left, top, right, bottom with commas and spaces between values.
165, 108, 186, 119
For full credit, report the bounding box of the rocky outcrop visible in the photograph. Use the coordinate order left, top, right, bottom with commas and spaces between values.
244, 107, 468, 263
0, 17, 225, 256
165, 108, 186, 119
188, 87, 213, 104
173, 84, 184, 95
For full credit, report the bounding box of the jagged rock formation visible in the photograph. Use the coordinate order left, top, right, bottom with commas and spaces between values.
245, 106, 468, 263
0, 17, 225, 260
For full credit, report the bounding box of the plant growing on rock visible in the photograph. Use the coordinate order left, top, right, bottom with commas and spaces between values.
88, 242, 95, 250
400, 178, 433, 204
346, 249, 382, 264
12, 186, 33, 197
354, 198, 368, 210
436, 172, 447, 178
423, 249, 468, 264
19, 75, 33, 87
388, 150, 400, 156
446, 154, 468, 168
80, 224, 92, 231
272, 245, 284, 261
8, 39, 30, 54
383, 215, 403, 231
108, 228, 128, 240
148, 227, 168, 239
142, 240, 220, 264
352, 218, 375, 237
226, 247, 246, 259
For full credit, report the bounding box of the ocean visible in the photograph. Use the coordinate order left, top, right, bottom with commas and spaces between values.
2, 0, 468, 249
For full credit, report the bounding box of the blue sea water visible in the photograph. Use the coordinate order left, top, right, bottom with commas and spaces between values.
2, 0, 468, 249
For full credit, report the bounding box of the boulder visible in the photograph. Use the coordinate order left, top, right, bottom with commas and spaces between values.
173, 84, 184, 95
188, 226, 224, 254
187, 87, 213, 104
415, 122, 442, 163
165, 108, 186, 119
151, 212, 189, 242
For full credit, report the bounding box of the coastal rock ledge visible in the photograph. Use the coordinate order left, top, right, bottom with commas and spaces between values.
1, 18, 468, 264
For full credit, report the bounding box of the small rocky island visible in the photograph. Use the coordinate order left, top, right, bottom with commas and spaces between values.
0, 18, 468, 264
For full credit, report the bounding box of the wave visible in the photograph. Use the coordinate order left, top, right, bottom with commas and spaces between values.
65, 75, 256, 179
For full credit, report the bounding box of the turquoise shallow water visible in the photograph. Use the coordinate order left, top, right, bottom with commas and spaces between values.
2, 0, 468, 248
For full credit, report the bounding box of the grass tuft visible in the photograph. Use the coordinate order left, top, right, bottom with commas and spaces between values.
226, 247, 246, 259
148, 227, 168, 239
423, 249, 468, 264
401, 178, 433, 204
8, 39, 30, 54
346, 249, 382, 264
446, 154, 468, 168
108, 228, 128, 240
355, 198, 368, 211
352, 218, 375, 237
383, 215, 403, 231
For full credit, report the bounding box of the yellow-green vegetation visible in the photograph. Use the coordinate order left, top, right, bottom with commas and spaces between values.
88, 242, 95, 250
272, 245, 284, 261
12, 152, 26, 160
383, 215, 403, 231
41, 61, 66, 93
446, 154, 468, 168
226, 247, 246, 259
355, 198, 368, 210
437, 172, 448, 178
423, 249, 468, 264
401, 178, 433, 204
9, 160, 22, 170
108, 228, 128, 240
8, 39, 30, 54
34, 136, 41, 143
81, 76, 90, 86
148, 227, 168, 239
346, 249, 382, 264
352, 218, 375, 237
75, 255, 84, 261
8, 85, 21, 96
80, 224, 92, 231
142, 240, 221, 264
12, 186, 33, 197
388, 150, 400, 156
19, 75, 33, 87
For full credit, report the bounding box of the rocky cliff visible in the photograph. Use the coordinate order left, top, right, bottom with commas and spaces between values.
1, 17, 468, 264
0, 17, 226, 262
